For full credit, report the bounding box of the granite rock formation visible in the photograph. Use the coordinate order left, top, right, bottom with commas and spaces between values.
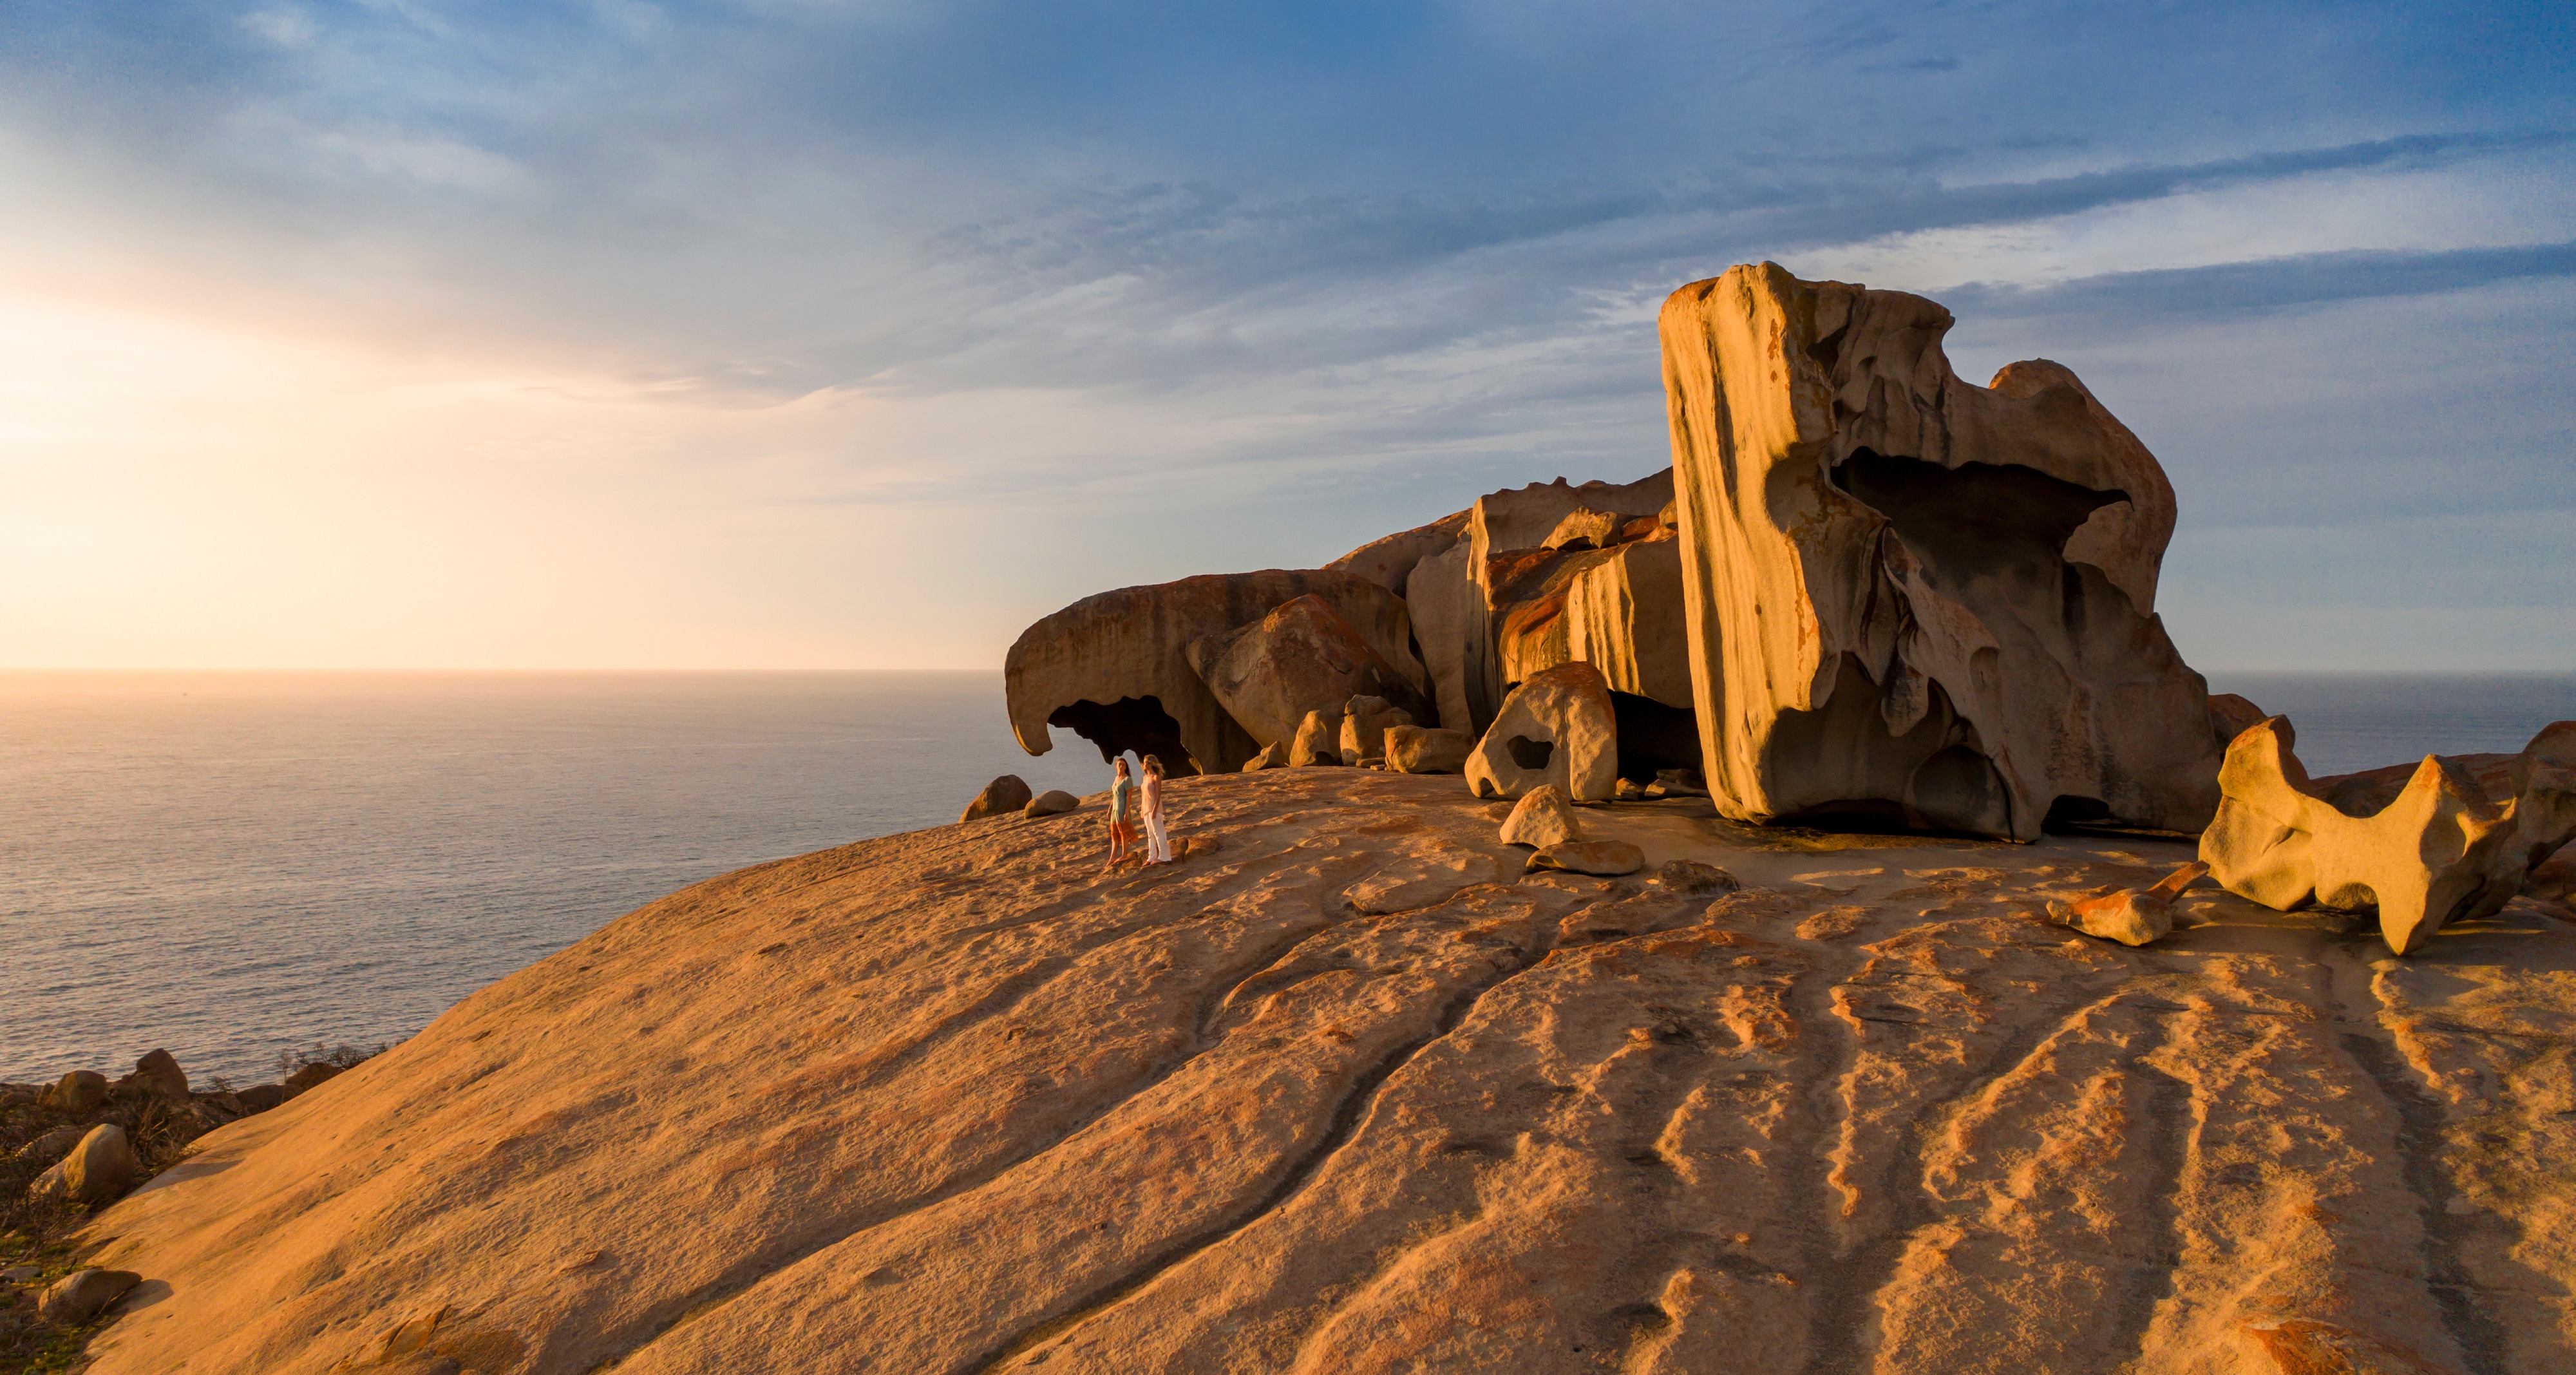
1289, 708, 1343, 768
1464, 661, 1620, 803
1007, 571, 1426, 775
1660, 262, 2222, 840
79, 770, 2576, 1373
1336, 696, 1414, 766
2201, 718, 2576, 954
1325, 509, 1470, 595
961, 775, 1034, 824
1382, 725, 1472, 775
1186, 595, 1432, 750
2049, 860, 2210, 947
1499, 784, 1580, 848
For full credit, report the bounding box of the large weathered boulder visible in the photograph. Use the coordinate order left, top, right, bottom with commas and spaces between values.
38, 1070, 108, 1115
1185, 595, 1432, 748
30, 1124, 142, 1207
2208, 692, 2269, 750
1464, 661, 1618, 802
1461, 473, 1680, 735
959, 775, 1033, 823
1023, 790, 1081, 819
1403, 541, 1479, 735
1557, 537, 1690, 709
1336, 696, 1414, 766
1324, 509, 1470, 594
1007, 571, 1427, 775
1659, 263, 2222, 840
1383, 725, 1473, 775
2200, 719, 2576, 954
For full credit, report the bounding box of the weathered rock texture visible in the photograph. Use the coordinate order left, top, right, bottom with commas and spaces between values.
1463, 474, 1684, 735
78, 770, 2576, 1374
2202, 717, 2576, 954
32, 1124, 141, 1207
1499, 784, 1580, 848
1007, 571, 1426, 774
961, 775, 1034, 824
1325, 509, 1470, 595
1464, 661, 1619, 803
1383, 725, 1472, 776
1336, 696, 1414, 766
2049, 860, 2210, 947
1660, 262, 2222, 841
1186, 595, 1432, 749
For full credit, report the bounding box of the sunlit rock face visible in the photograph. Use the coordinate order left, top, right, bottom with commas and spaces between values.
1659, 261, 2223, 841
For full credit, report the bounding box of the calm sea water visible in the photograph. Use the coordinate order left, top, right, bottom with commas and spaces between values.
3, 670, 2568, 1086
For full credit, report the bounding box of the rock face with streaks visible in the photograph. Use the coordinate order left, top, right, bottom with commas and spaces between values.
1659, 261, 2223, 840
1186, 595, 1432, 750
1007, 571, 1426, 775
2201, 717, 2576, 954
64, 769, 2576, 1374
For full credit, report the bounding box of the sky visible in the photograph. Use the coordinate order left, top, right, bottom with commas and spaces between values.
2, 0, 2570, 671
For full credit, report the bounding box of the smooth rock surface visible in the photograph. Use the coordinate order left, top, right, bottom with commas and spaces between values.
1499, 784, 1580, 848
2049, 860, 2209, 947
1660, 262, 2223, 840
2201, 718, 2576, 954
33, 1124, 141, 1207
40, 1070, 108, 1115
1024, 790, 1081, 819
71, 770, 2576, 1375
38, 1269, 142, 1325
961, 775, 1034, 824
1464, 661, 1618, 802
1288, 708, 1344, 768
1324, 509, 1470, 596
1525, 839, 1648, 876
1186, 594, 1433, 748
15, 1124, 86, 1165
1336, 696, 1414, 766
1383, 725, 1473, 775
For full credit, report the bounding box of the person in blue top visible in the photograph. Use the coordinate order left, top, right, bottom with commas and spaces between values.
1104, 755, 1136, 869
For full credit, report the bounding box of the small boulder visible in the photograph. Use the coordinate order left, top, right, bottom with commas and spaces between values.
1651, 860, 1741, 895
1464, 661, 1618, 802
1526, 839, 1647, 877
2050, 860, 2209, 947
31, 1124, 143, 1207
1290, 708, 1345, 767
1338, 696, 1414, 766
960, 775, 1034, 823
37, 1269, 142, 1325
1500, 786, 1580, 849
1239, 741, 1288, 772
127, 1048, 189, 1099
37, 1070, 108, 1115
1384, 726, 1473, 775
283, 1062, 344, 1098
1023, 790, 1080, 819
1651, 768, 1709, 798
236, 1083, 287, 1113
14, 1125, 86, 1166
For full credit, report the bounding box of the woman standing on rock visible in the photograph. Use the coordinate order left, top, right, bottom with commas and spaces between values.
1140, 755, 1173, 865
1105, 756, 1136, 869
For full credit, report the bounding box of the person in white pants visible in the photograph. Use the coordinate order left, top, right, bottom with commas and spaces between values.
1141, 755, 1174, 864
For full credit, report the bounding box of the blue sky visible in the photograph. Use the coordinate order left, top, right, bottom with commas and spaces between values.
3, 1, 2570, 668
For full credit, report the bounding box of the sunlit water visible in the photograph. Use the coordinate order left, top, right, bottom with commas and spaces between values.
3, 670, 2568, 1085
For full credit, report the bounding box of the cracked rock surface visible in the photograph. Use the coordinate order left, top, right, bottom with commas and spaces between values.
73, 772, 2576, 1374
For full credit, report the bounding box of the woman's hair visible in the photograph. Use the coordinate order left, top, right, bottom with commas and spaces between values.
1114, 757, 1130, 775
1143, 755, 1164, 777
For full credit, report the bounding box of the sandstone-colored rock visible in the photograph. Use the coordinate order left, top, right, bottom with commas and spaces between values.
1383, 725, 1472, 775
1651, 858, 1741, 895
2208, 692, 2269, 750
1186, 595, 1432, 750
1336, 696, 1414, 766
65, 769, 2576, 1374
37, 1268, 141, 1325
1007, 570, 1426, 774
1660, 263, 2222, 840
2200, 719, 2576, 954
126, 1048, 189, 1098
1540, 506, 1625, 551
1023, 790, 1081, 819
1464, 661, 1618, 803
16, 1125, 85, 1165
960, 775, 1034, 824
1558, 537, 1692, 709
39, 1070, 108, 1115
1524, 839, 1647, 876
1652, 767, 1710, 798
1499, 784, 1580, 848
1403, 541, 1478, 734
2049, 860, 2208, 947
1289, 708, 1345, 768
1324, 509, 1470, 594
2530, 844, 2576, 904
32, 1124, 141, 1207
1469, 472, 1678, 734
1238, 741, 1287, 773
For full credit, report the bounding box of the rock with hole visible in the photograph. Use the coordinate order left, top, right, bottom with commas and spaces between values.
1464, 661, 1618, 802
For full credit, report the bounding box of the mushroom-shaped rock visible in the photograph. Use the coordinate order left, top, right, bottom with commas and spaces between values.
2200, 718, 2576, 954
1337, 696, 1414, 766
1465, 662, 1618, 802
1384, 726, 1473, 775
1007, 570, 1425, 775
1289, 708, 1345, 768
1188, 596, 1433, 749
960, 775, 1034, 823
2049, 860, 2208, 947
1022, 790, 1080, 819
30, 1124, 142, 1207
1499, 785, 1580, 848
1660, 262, 2222, 840
37, 1269, 142, 1324
1525, 839, 1647, 877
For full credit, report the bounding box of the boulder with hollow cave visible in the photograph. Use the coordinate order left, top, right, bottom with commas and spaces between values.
2200, 718, 2576, 954
1464, 661, 1618, 803
1007, 571, 1427, 775
1659, 261, 2222, 840
1184, 594, 1432, 750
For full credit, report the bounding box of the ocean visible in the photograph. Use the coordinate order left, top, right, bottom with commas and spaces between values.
3, 670, 2570, 1086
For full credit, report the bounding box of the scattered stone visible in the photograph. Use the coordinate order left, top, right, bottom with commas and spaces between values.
1651, 768, 1709, 797
36, 1269, 141, 1325
1383, 725, 1472, 775
1651, 860, 1741, 895
30, 1125, 142, 1207
127, 1048, 189, 1099
14, 1125, 85, 1166
1023, 789, 1080, 819
1464, 661, 1619, 803
1, 1264, 36, 1283
2201, 718, 2576, 954
37, 1070, 108, 1115
1336, 696, 1414, 766
284, 1061, 345, 1097
960, 775, 1034, 823
1615, 778, 1647, 801
1499, 786, 1580, 849
1525, 839, 1647, 877
1289, 708, 1345, 768
2049, 860, 2208, 947
236, 1083, 287, 1113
